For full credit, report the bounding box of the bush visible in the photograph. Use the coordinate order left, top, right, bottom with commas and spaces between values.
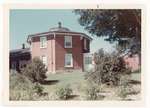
84, 85, 99, 100
55, 85, 73, 100
9, 73, 35, 100
33, 83, 44, 96
21, 57, 47, 83
82, 82, 104, 100
9, 73, 47, 100
117, 75, 134, 100
85, 49, 131, 86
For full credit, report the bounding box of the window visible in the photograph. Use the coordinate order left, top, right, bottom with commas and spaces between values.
64, 36, 72, 48
85, 57, 92, 64
65, 53, 73, 67
41, 55, 47, 66
40, 36, 47, 48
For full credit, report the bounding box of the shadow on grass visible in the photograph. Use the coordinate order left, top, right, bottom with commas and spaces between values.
41, 80, 59, 85
127, 91, 140, 95
123, 98, 134, 101
128, 80, 141, 85
66, 95, 79, 100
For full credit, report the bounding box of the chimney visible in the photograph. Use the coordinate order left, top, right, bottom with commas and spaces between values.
58, 22, 62, 28
22, 43, 25, 49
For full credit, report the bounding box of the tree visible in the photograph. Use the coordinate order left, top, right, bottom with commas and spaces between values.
21, 57, 47, 83
85, 49, 131, 86
74, 9, 141, 59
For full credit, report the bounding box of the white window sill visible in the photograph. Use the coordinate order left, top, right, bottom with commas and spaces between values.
64, 65, 73, 68
40, 47, 47, 49
64, 46, 72, 48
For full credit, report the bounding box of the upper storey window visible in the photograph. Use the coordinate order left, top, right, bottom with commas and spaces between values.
40, 36, 47, 48
64, 36, 72, 48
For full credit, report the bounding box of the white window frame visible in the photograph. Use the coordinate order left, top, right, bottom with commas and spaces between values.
84, 39, 87, 50
64, 36, 72, 48
65, 53, 73, 67
41, 55, 47, 66
40, 36, 47, 48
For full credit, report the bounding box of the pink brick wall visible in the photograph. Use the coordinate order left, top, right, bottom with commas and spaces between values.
31, 35, 55, 73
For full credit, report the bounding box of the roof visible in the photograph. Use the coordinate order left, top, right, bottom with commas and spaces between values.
27, 22, 92, 42
10, 48, 30, 56
49, 27, 71, 32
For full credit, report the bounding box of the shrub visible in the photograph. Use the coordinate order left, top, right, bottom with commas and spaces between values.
21, 57, 47, 83
55, 85, 73, 100
84, 85, 99, 100
82, 83, 104, 100
33, 83, 44, 96
117, 75, 133, 100
85, 49, 131, 86
9, 73, 35, 100
9, 73, 48, 100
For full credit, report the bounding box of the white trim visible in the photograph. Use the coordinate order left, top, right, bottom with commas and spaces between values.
84, 38, 87, 50
28, 32, 92, 43
65, 53, 73, 67
40, 36, 47, 48
64, 36, 72, 48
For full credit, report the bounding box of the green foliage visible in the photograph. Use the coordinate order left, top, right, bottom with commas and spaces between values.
10, 73, 33, 91
9, 73, 35, 100
55, 85, 73, 100
74, 9, 141, 41
33, 83, 44, 96
85, 49, 131, 86
117, 75, 133, 100
21, 57, 47, 83
79, 81, 105, 100
9, 73, 48, 100
74, 9, 141, 58
84, 84, 100, 100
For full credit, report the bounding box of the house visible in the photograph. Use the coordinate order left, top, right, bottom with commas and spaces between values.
10, 22, 92, 73
9, 44, 31, 72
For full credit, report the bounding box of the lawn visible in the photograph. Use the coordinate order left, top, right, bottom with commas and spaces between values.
41, 71, 141, 100
9, 70, 141, 100
46, 71, 85, 86
42, 71, 86, 100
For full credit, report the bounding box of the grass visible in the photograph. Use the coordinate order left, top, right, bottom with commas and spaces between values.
41, 70, 141, 100
42, 71, 86, 100
10, 68, 141, 100
46, 72, 85, 85
131, 72, 141, 82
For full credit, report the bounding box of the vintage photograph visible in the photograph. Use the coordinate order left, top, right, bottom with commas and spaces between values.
9, 9, 141, 101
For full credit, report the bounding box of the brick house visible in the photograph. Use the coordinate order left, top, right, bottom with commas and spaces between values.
24, 22, 92, 73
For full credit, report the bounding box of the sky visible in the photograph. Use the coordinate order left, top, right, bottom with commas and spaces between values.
10, 9, 116, 53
